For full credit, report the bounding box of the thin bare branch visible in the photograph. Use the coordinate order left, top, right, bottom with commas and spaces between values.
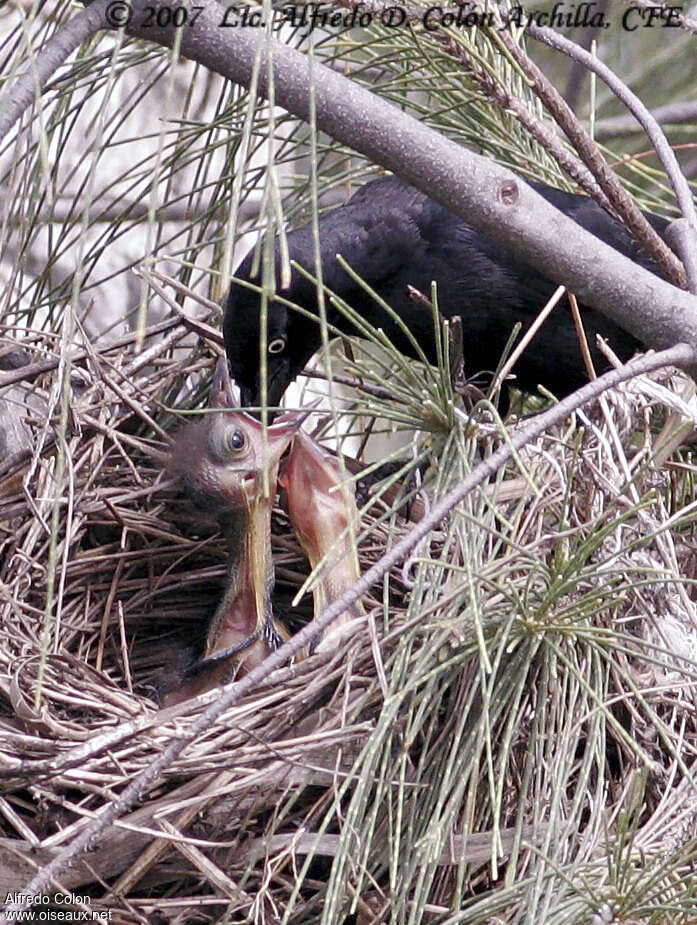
525, 20, 697, 290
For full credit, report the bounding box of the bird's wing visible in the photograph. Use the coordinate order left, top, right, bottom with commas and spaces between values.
287, 178, 436, 296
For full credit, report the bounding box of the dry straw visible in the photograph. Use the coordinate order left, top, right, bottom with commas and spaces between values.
1, 312, 697, 922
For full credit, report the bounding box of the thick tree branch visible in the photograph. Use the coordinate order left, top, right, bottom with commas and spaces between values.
334, 0, 685, 285
5, 1, 697, 370
124, 0, 697, 372
0, 0, 110, 139
334, 0, 613, 216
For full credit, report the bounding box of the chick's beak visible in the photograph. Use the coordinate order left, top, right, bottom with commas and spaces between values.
247, 406, 315, 473
279, 431, 348, 562
210, 355, 239, 409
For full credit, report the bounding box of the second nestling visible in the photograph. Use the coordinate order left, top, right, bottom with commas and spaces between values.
280, 430, 364, 653
162, 358, 363, 704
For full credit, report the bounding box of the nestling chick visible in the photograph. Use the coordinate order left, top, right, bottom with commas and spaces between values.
163, 358, 305, 705
280, 430, 365, 652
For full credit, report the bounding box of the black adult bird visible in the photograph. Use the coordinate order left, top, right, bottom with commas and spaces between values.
224, 175, 671, 410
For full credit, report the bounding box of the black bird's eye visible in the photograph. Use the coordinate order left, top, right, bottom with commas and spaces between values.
268, 337, 286, 355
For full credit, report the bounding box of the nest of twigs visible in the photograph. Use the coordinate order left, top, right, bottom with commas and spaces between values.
2, 322, 697, 924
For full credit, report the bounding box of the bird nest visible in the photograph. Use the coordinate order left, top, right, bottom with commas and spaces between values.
2, 322, 697, 923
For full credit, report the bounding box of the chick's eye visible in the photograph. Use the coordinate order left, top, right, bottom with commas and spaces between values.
224, 427, 247, 456
268, 337, 286, 355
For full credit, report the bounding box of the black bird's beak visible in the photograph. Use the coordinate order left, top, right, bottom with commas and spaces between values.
239, 383, 256, 410
238, 358, 292, 419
